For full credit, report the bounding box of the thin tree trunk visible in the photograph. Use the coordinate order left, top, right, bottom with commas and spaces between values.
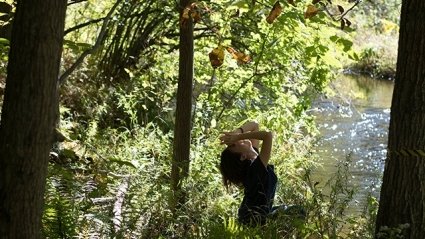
170, 0, 194, 212
375, 1, 425, 238
0, 1, 67, 238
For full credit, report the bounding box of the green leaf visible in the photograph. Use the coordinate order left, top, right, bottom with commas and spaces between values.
329, 35, 353, 52
323, 52, 342, 68
348, 51, 360, 61
228, 0, 249, 12
0, 37, 9, 45
63, 40, 92, 52
108, 157, 137, 168
61, 148, 78, 159
305, 46, 317, 57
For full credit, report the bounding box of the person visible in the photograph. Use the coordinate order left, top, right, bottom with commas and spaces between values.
219, 121, 305, 226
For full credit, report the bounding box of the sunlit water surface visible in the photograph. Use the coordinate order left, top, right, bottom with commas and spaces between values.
310, 74, 394, 215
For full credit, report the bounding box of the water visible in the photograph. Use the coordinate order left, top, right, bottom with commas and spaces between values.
310, 74, 394, 215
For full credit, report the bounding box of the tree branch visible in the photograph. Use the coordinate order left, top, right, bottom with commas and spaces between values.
67, 0, 88, 6
321, 0, 361, 21
64, 17, 105, 36
58, 0, 122, 85
65, 8, 164, 36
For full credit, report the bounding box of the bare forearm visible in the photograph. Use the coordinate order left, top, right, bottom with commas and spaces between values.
237, 131, 272, 142
234, 121, 259, 133
239, 131, 273, 166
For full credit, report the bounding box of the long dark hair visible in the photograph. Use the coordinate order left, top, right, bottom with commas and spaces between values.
220, 147, 250, 189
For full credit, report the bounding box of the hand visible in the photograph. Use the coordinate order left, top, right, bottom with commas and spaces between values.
219, 132, 240, 145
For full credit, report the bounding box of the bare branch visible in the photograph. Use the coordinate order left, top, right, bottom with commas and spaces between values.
64, 17, 105, 36
59, 0, 123, 85
65, 10, 163, 36
67, 0, 88, 6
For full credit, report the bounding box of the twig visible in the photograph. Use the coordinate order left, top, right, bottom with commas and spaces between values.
65, 9, 166, 36
67, 0, 87, 6
64, 17, 105, 36
321, 0, 361, 21
338, 0, 361, 21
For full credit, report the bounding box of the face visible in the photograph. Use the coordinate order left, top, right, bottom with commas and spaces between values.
228, 139, 253, 158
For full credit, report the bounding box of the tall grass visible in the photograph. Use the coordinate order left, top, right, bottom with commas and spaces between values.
43, 118, 378, 238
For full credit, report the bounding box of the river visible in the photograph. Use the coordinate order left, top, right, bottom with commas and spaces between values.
310, 74, 394, 215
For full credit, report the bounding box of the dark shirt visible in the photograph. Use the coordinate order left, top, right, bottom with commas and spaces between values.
237, 149, 277, 225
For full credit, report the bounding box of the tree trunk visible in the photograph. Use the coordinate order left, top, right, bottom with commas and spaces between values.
375, 1, 425, 238
0, 1, 67, 238
170, 0, 194, 212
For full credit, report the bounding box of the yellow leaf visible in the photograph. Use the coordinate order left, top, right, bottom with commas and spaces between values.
190, 3, 201, 23
304, 4, 319, 19
182, 5, 190, 19
226, 47, 252, 65
180, 3, 201, 26
266, 1, 283, 24
209, 46, 225, 68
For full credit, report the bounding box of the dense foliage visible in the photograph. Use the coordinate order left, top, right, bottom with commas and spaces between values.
0, 0, 399, 238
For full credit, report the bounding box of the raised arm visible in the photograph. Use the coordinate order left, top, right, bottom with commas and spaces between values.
221, 130, 273, 167
232, 121, 260, 148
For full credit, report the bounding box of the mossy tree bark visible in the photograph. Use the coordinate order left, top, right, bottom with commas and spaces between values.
375, 1, 425, 238
0, 0, 67, 238
170, 0, 194, 212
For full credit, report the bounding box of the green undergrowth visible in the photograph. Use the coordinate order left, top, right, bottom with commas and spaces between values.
43, 117, 378, 238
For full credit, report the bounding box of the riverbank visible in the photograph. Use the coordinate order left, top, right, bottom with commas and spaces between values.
347, 30, 397, 80
346, 14, 399, 80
